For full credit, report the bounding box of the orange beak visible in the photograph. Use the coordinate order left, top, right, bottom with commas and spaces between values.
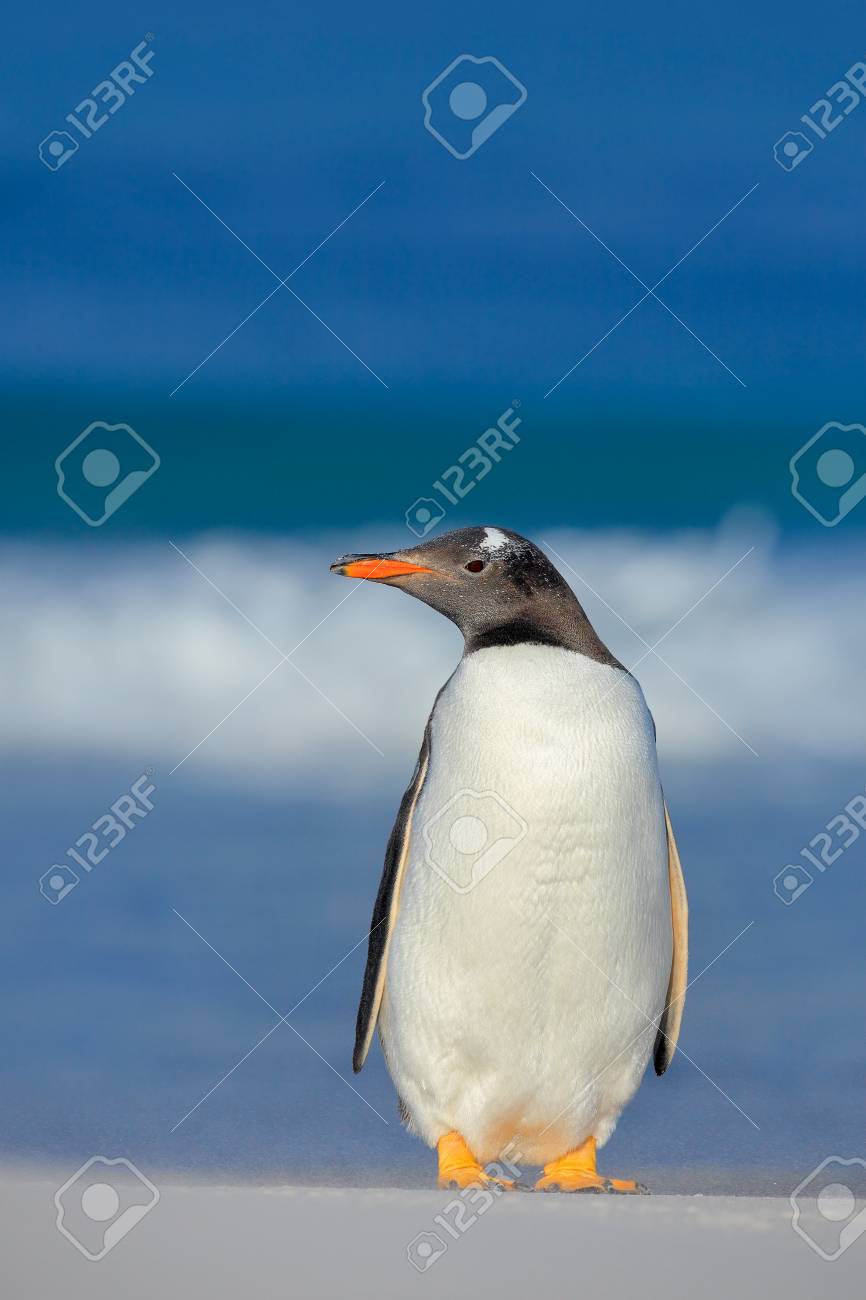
330, 556, 434, 581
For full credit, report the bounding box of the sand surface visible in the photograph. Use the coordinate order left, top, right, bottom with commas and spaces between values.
2, 1171, 862, 1299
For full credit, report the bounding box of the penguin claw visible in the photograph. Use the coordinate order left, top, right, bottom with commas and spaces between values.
605, 1178, 650, 1195
540, 1178, 647, 1195
444, 1174, 520, 1192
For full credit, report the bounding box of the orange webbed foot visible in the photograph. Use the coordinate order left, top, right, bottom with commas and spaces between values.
534, 1136, 648, 1195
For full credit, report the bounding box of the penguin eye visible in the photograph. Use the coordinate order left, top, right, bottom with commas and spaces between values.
465, 559, 485, 573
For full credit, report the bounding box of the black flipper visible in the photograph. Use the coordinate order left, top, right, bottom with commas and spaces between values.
352, 721, 432, 1073
653, 804, 688, 1075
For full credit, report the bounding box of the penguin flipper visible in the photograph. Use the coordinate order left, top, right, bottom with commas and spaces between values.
352, 722, 431, 1073
653, 803, 688, 1076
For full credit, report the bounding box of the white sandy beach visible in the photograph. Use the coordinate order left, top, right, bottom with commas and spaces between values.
2, 1170, 862, 1299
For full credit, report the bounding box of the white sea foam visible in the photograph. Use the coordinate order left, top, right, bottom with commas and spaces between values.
1, 520, 861, 790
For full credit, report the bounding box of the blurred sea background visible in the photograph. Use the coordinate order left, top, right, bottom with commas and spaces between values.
3, 0, 864, 1193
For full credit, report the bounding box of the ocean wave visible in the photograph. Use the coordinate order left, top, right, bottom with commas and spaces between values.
2, 521, 861, 790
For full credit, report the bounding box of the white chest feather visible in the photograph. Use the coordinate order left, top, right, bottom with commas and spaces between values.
379, 645, 672, 1163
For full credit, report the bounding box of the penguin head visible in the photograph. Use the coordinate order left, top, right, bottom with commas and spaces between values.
330, 526, 614, 658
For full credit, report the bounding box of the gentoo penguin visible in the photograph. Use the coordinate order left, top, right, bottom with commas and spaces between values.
330, 526, 687, 1193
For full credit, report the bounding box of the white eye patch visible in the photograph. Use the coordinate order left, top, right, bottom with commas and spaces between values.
480, 527, 509, 553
